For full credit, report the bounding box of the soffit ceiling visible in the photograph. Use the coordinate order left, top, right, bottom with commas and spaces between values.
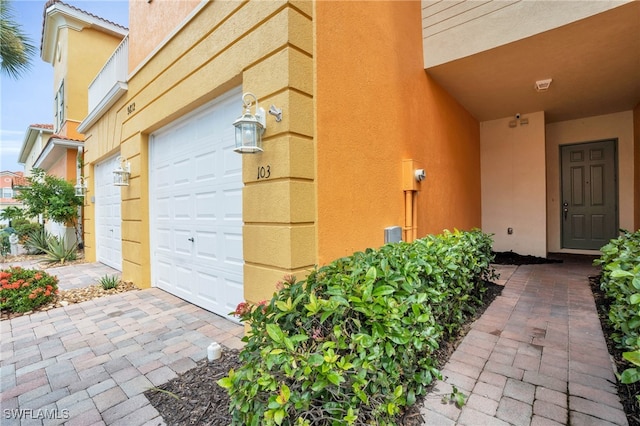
426, 1, 640, 123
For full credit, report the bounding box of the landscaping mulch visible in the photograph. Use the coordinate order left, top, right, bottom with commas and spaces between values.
492, 250, 563, 265
0, 281, 139, 321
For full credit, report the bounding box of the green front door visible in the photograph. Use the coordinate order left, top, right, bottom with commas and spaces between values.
561, 140, 618, 250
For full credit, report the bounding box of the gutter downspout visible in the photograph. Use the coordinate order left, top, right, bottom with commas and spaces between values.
404, 190, 413, 242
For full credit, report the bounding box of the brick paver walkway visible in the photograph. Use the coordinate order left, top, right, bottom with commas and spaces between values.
420, 257, 629, 426
0, 257, 630, 425
1, 288, 243, 426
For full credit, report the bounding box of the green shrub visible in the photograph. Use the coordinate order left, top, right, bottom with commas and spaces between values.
595, 229, 640, 349
0, 267, 59, 313
100, 275, 120, 290
0, 228, 13, 256
10, 217, 30, 230
594, 229, 640, 397
15, 221, 42, 244
0, 232, 10, 257
218, 229, 495, 425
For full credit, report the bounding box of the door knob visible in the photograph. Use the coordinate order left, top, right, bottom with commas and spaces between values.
563, 202, 568, 220
188, 237, 194, 242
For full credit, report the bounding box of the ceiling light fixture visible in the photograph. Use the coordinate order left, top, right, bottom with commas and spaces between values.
535, 78, 552, 92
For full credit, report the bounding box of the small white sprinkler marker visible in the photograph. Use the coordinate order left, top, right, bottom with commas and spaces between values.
207, 342, 222, 362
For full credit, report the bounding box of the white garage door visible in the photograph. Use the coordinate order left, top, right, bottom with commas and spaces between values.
149, 88, 244, 321
95, 155, 123, 271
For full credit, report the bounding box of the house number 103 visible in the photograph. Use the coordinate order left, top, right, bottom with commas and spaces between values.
257, 165, 271, 179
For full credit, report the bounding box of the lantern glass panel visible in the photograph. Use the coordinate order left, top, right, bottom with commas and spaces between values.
234, 117, 263, 153
113, 169, 129, 186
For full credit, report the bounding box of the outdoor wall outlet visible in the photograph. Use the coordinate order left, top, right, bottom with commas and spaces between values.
507, 227, 513, 235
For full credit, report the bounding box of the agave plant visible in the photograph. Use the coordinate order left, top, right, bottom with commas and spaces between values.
42, 236, 77, 265
24, 228, 50, 255
99, 274, 120, 290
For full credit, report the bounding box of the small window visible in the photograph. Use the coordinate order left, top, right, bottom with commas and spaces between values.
2, 188, 13, 198
55, 80, 65, 131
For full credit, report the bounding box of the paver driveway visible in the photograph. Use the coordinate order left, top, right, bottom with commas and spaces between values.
1, 284, 243, 426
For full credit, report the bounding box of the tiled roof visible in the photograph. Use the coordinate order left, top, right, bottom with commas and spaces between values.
41, 0, 128, 53
30, 124, 54, 130
49, 134, 84, 143
12, 176, 29, 187
43, 0, 128, 30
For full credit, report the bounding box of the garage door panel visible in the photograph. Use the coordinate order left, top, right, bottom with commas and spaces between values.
222, 189, 242, 220
195, 192, 217, 219
173, 196, 192, 219
173, 159, 193, 185
95, 155, 123, 271
174, 238, 192, 256
222, 276, 243, 312
223, 154, 242, 178
155, 198, 172, 220
150, 88, 243, 322
155, 228, 172, 252
222, 233, 243, 265
155, 259, 173, 285
194, 231, 218, 261
195, 152, 218, 182
195, 271, 219, 303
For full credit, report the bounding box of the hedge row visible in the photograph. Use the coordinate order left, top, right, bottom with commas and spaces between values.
595, 229, 640, 388
219, 229, 496, 425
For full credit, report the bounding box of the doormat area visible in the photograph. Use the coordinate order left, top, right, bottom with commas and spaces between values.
492, 251, 563, 265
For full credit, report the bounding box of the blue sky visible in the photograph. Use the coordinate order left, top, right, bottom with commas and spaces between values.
0, 0, 128, 173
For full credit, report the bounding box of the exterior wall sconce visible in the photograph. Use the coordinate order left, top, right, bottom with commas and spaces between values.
74, 177, 88, 197
113, 156, 131, 186
233, 92, 266, 154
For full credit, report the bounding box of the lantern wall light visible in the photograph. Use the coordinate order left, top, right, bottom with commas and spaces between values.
232, 92, 282, 154
75, 176, 88, 197
113, 156, 131, 186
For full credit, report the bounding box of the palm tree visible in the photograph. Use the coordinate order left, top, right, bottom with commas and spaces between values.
0, 0, 36, 79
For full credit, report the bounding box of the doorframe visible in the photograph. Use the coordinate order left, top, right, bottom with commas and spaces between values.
558, 138, 619, 252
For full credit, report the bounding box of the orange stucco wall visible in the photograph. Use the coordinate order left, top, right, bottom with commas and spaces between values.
46, 149, 77, 182
128, 0, 200, 73
315, 1, 481, 264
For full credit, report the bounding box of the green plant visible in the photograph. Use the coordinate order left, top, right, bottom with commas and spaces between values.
42, 235, 77, 265
0, 266, 59, 313
24, 228, 51, 255
594, 229, 640, 349
0, 232, 10, 256
0, 205, 26, 225
594, 229, 640, 403
15, 221, 42, 244
218, 229, 495, 425
14, 168, 83, 242
99, 274, 120, 290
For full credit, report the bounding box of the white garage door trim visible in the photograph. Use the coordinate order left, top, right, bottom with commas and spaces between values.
95, 155, 123, 271
149, 87, 244, 322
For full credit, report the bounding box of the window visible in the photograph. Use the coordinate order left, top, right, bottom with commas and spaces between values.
55, 80, 64, 131
2, 188, 13, 199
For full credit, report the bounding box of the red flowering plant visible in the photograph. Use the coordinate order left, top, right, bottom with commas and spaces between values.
0, 266, 59, 313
